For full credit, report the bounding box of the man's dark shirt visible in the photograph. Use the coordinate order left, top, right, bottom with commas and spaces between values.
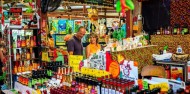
67, 36, 83, 55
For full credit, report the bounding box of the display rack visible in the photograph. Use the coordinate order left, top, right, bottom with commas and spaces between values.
9, 28, 41, 89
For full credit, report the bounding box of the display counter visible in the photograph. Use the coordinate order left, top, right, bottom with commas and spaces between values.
151, 35, 190, 54
111, 45, 159, 72
14, 82, 37, 94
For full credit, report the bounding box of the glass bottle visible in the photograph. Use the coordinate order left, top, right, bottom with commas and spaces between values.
116, 82, 121, 94
21, 49, 25, 60
26, 49, 31, 60
29, 60, 33, 71
33, 36, 36, 46
101, 79, 106, 94
31, 48, 35, 59
21, 36, 26, 47
14, 62, 18, 74
160, 27, 163, 35
17, 36, 21, 48
18, 61, 22, 73
16, 49, 20, 61
21, 61, 25, 72
120, 83, 126, 94
30, 36, 34, 47
26, 35, 30, 47
104, 79, 109, 94
108, 79, 113, 94
176, 45, 183, 54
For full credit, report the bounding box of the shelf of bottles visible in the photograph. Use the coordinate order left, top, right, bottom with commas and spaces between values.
10, 29, 40, 75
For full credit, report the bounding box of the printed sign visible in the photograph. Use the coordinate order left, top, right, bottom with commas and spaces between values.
120, 60, 138, 81
68, 55, 83, 72
89, 51, 106, 70
9, 7, 22, 28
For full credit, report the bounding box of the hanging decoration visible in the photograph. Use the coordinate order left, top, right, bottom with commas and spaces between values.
87, 8, 98, 21
116, 0, 135, 16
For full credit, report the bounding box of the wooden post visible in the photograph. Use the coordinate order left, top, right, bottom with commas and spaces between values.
126, 10, 131, 37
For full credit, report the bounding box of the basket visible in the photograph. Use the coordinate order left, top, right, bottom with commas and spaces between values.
172, 54, 189, 61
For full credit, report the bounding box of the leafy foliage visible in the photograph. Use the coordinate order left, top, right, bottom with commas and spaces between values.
112, 29, 125, 41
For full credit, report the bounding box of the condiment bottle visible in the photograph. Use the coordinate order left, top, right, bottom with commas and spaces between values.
116, 82, 121, 94
26, 49, 31, 60
104, 79, 109, 94
21, 36, 26, 47
16, 49, 20, 61
21, 61, 25, 72
26, 35, 30, 47
18, 61, 22, 73
108, 79, 113, 94
101, 79, 106, 94
30, 36, 34, 47
17, 36, 21, 48
21, 49, 25, 60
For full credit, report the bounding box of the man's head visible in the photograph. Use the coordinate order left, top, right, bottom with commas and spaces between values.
76, 26, 86, 40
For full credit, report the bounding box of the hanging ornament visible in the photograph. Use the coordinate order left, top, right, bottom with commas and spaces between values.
116, 0, 135, 16
88, 8, 98, 21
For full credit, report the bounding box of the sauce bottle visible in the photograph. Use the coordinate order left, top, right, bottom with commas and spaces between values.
16, 49, 20, 61
21, 36, 26, 47
17, 36, 21, 48
26, 49, 31, 60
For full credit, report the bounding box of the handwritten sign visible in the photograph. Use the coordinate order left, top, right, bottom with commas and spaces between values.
68, 55, 83, 72
149, 82, 169, 91
109, 61, 120, 78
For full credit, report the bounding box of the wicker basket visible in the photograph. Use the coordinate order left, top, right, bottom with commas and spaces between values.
172, 54, 189, 61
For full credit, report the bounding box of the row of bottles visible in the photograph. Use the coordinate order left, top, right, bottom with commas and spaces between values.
17, 69, 49, 88
156, 25, 189, 35
15, 48, 35, 61
13, 61, 40, 74
46, 61, 63, 72
13, 35, 36, 48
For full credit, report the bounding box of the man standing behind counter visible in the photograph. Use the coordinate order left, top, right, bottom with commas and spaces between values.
67, 26, 86, 55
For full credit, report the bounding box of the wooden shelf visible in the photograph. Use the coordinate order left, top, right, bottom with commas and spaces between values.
12, 46, 38, 49
14, 58, 39, 62
63, 1, 114, 9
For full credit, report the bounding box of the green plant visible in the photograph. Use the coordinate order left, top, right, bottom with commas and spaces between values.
112, 29, 125, 41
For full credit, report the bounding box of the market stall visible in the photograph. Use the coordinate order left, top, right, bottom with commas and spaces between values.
0, 0, 190, 94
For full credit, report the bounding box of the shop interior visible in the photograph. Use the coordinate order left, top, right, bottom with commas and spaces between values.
0, 0, 190, 94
